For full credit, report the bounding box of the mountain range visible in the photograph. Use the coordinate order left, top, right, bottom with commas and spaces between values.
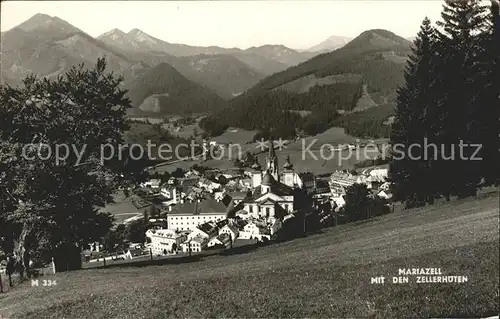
1, 13, 411, 120
127, 62, 226, 115
201, 28, 412, 137
1, 14, 332, 101
242, 29, 412, 97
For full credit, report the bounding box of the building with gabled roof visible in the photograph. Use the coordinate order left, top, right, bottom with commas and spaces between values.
207, 233, 232, 248
166, 198, 229, 231
145, 228, 187, 255
181, 236, 208, 253
218, 224, 239, 241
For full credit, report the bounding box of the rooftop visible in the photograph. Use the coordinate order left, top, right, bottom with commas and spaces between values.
147, 229, 184, 239
197, 221, 219, 234
252, 182, 294, 198
190, 236, 207, 244
168, 198, 228, 216
178, 177, 200, 187
227, 191, 249, 200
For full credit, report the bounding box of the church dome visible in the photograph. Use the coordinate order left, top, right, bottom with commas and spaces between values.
262, 170, 275, 186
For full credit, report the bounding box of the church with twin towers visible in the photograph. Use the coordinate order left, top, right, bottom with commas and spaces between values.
240, 140, 305, 219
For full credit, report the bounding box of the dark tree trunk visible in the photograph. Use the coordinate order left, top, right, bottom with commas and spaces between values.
53, 242, 82, 272
16, 225, 30, 281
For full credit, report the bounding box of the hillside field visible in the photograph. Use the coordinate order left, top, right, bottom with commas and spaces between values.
0, 191, 498, 318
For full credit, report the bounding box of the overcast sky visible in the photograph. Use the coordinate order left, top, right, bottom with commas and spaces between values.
1, 1, 445, 50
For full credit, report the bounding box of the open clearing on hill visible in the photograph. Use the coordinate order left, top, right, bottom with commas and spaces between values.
211, 127, 258, 145
272, 73, 362, 93
1, 192, 498, 318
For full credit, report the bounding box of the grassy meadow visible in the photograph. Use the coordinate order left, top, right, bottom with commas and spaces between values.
0, 191, 498, 318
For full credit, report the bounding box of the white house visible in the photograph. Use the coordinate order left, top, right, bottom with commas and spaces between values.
369, 168, 388, 179
218, 224, 239, 241
207, 234, 232, 248
187, 225, 214, 240
145, 228, 187, 256
214, 191, 225, 201
198, 177, 221, 192
141, 179, 161, 189
235, 209, 251, 220
330, 171, 358, 189
332, 195, 346, 208
124, 248, 145, 260
239, 221, 271, 241
377, 190, 393, 200
181, 236, 208, 253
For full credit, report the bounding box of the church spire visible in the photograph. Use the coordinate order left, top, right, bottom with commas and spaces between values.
283, 155, 293, 170
268, 138, 277, 160
266, 139, 279, 182
251, 155, 261, 170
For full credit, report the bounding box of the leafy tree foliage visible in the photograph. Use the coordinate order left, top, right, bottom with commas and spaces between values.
341, 184, 389, 222
0, 58, 143, 271
124, 219, 152, 244
103, 224, 127, 252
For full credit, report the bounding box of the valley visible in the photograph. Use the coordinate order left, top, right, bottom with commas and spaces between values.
0, 12, 407, 174
1, 3, 498, 319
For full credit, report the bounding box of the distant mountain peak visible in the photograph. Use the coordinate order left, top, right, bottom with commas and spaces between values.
342, 29, 411, 51
105, 28, 126, 35
98, 28, 128, 41
127, 28, 159, 45
307, 35, 352, 53
128, 28, 144, 36
14, 13, 82, 34
127, 61, 225, 115
33, 13, 53, 19
358, 29, 405, 40
154, 61, 177, 71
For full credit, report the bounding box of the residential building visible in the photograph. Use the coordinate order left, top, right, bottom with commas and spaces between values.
313, 179, 331, 198
187, 221, 222, 240
299, 172, 316, 195
166, 198, 228, 231
198, 177, 221, 192
124, 248, 145, 260
238, 220, 271, 241
218, 224, 239, 241
329, 170, 359, 189
140, 179, 161, 189
377, 190, 393, 200
181, 236, 208, 253
225, 191, 249, 205
207, 233, 232, 248
145, 228, 187, 255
